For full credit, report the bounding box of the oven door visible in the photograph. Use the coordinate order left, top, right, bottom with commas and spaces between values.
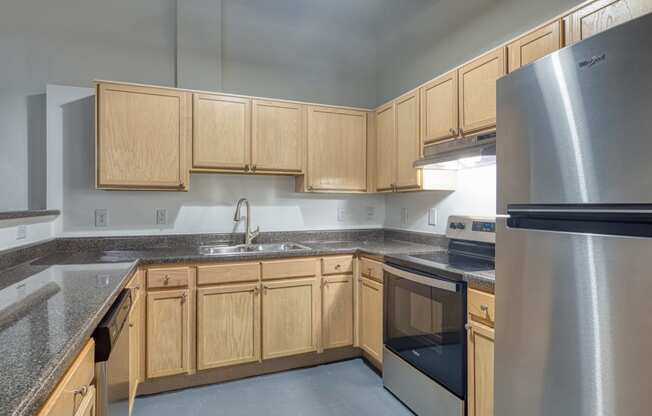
383, 264, 466, 399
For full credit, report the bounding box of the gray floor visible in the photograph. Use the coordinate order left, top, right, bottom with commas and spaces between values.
117, 359, 413, 415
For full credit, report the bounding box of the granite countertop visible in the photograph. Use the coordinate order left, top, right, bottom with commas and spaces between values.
0, 260, 137, 416
0, 237, 438, 416
0, 210, 61, 221
464, 269, 496, 294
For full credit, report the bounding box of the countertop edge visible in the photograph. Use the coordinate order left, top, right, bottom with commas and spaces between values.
13, 261, 139, 416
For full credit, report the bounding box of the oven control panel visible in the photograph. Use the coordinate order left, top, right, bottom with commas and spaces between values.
446, 215, 496, 243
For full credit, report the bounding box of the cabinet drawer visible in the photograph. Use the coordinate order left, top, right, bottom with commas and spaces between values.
197, 262, 261, 285
360, 257, 383, 282
261, 258, 317, 280
147, 266, 191, 288
322, 256, 353, 275
468, 288, 495, 327
38, 339, 95, 416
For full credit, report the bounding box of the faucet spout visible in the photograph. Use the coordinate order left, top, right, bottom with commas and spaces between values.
233, 198, 259, 245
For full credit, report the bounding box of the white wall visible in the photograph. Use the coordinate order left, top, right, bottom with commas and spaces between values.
47, 86, 385, 237
385, 165, 497, 234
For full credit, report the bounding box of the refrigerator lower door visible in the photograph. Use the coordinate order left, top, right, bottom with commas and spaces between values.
495, 218, 652, 416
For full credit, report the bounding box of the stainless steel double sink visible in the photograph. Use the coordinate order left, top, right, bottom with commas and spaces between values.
198, 242, 312, 256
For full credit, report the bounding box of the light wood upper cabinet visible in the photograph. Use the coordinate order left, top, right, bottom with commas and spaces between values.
420, 69, 459, 145
262, 277, 320, 359
508, 21, 562, 72
146, 289, 191, 378
358, 276, 383, 364
375, 102, 396, 192
459, 48, 506, 135
564, 0, 652, 44
304, 106, 367, 192
322, 275, 354, 350
193, 93, 251, 172
251, 99, 305, 174
467, 321, 495, 416
96, 82, 191, 190
395, 90, 422, 191
197, 283, 261, 370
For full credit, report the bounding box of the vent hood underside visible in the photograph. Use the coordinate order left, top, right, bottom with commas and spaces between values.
415, 132, 496, 170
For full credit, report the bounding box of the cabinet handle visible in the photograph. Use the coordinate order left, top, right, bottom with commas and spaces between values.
459, 128, 464, 136
262, 285, 269, 295
252, 164, 257, 172
245, 163, 250, 172
449, 128, 457, 136
163, 275, 170, 285
335, 264, 341, 270
71, 385, 89, 399
180, 292, 187, 303
253, 286, 260, 296
480, 304, 489, 313
367, 268, 372, 275
308, 185, 314, 191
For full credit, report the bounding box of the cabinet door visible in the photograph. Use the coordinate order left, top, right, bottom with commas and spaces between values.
252, 99, 305, 174
146, 289, 190, 378
128, 293, 140, 416
564, 0, 652, 44
467, 321, 495, 416
375, 102, 396, 192
459, 48, 506, 135
358, 277, 383, 364
197, 283, 261, 370
96, 83, 190, 190
262, 278, 319, 359
322, 275, 354, 350
193, 94, 251, 171
395, 90, 422, 191
508, 21, 562, 72
307, 106, 367, 192
420, 69, 459, 145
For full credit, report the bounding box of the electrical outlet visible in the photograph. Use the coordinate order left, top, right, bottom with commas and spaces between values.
16, 225, 27, 240
337, 207, 347, 222
155, 208, 167, 225
428, 208, 438, 226
95, 209, 108, 227
400, 207, 409, 225
366, 206, 376, 220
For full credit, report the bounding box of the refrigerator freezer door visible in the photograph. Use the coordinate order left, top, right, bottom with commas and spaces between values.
496, 13, 652, 214
495, 218, 652, 416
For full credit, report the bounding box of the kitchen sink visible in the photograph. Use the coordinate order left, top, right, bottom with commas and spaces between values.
198, 242, 312, 256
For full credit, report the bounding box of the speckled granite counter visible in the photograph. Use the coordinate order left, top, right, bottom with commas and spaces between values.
0, 260, 137, 416
465, 270, 496, 293
0, 236, 439, 416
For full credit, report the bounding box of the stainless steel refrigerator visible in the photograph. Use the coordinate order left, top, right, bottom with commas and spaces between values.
495, 13, 652, 416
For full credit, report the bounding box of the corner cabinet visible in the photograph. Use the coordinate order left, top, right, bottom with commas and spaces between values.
459, 48, 506, 135
95, 82, 191, 190
563, 0, 652, 44
299, 106, 367, 193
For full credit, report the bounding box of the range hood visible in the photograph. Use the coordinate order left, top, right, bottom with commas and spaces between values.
415, 131, 496, 170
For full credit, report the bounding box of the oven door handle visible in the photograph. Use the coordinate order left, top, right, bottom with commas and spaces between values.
383, 265, 459, 293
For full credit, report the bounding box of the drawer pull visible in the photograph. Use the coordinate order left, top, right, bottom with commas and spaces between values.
253, 286, 260, 296
480, 304, 489, 313
163, 275, 170, 285
181, 292, 187, 303
71, 385, 89, 398
335, 264, 341, 270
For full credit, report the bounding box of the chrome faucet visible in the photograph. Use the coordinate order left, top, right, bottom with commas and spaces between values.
233, 198, 260, 245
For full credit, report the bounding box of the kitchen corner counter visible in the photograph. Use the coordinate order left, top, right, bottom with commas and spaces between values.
464, 270, 496, 294
0, 237, 437, 416
0, 260, 137, 416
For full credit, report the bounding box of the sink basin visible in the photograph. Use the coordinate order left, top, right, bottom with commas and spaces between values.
199, 242, 312, 256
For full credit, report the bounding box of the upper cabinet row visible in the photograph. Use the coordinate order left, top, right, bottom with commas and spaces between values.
96, 83, 368, 193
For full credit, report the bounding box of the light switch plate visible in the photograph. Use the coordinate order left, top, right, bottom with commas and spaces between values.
337, 207, 347, 222
366, 206, 376, 220
16, 225, 27, 240
156, 208, 167, 225
428, 208, 438, 226
95, 209, 108, 227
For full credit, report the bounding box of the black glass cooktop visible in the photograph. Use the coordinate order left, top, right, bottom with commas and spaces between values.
410, 252, 494, 272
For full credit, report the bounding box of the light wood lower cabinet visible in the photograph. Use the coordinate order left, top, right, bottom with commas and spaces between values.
128, 283, 143, 414
38, 339, 95, 416
358, 276, 383, 364
197, 283, 261, 370
467, 321, 495, 416
322, 275, 354, 350
262, 277, 320, 359
467, 288, 495, 416
147, 289, 191, 378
